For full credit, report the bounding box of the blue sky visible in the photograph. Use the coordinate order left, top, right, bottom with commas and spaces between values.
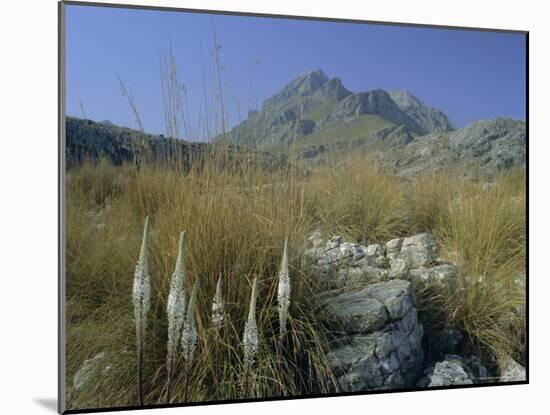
66, 4, 526, 140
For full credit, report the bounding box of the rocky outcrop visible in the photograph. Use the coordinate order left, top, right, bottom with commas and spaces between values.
302, 231, 500, 392
321, 90, 424, 135
65, 117, 286, 170
500, 357, 526, 382
303, 231, 458, 292
305, 232, 431, 391
449, 118, 526, 169
416, 354, 489, 387
389, 90, 453, 134
322, 279, 424, 391
382, 118, 526, 176
370, 125, 414, 146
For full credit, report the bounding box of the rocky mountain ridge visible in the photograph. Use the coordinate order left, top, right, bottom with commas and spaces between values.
227, 69, 453, 146
65, 117, 285, 170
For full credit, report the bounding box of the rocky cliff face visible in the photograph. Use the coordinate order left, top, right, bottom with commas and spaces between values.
303, 232, 424, 391
65, 117, 286, 170
389, 90, 453, 133
381, 117, 526, 176
302, 231, 525, 391
228, 69, 453, 146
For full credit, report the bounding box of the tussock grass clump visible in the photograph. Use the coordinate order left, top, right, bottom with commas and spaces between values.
306, 154, 409, 243
434, 169, 526, 362
65, 152, 525, 409
66, 151, 333, 409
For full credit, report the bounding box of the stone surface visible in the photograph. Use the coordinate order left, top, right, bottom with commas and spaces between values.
399, 233, 439, 268
386, 238, 403, 261
303, 234, 387, 290
321, 290, 388, 333
389, 257, 410, 280
424, 355, 474, 387
322, 279, 424, 391
417, 354, 490, 387
303, 231, 498, 392
500, 357, 526, 382
304, 231, 458, 290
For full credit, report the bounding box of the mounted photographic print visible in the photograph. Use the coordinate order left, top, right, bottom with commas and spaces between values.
58, 1, 528, 413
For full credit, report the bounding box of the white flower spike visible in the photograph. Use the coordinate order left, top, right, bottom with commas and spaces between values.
277, 238, 290, 337
165, 231, 187, 403
212, 273, 224, 332
243, 277, 259, 371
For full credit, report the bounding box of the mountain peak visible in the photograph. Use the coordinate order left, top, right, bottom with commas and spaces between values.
265, 69, 329, 105
302, 68, 329, 83
229, 70, 454, 146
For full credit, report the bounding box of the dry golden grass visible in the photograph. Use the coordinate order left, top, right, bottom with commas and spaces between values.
65, 152, 526, 409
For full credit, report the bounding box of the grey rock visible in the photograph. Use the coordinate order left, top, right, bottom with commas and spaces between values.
409, 266, 430, 281
409, 263, 458, 286
327, 301, 424, 392
385, 118, 526, 177
449, 118, 525, 167
386, 238, 403, 261
429, 263, 459, 284
500, 357, 526, 382
321, 291, 388, 333
310, 236, 424, 392
305, 234, 381, 289
399, 233, 439, 268
366, 243, 385, 257
427, 355, 474, 387
336, 265, 388, 288
370, 125, 415, 146
366, 243, 388, 268
389, 257, 410, 280
363, 280, 416, 320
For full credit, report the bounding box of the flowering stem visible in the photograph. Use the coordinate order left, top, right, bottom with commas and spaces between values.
133, 216, 151, 406
165, 231, 187, 404
165, 353, 175, 404
215, 334, 220, 400
184, 360, 190, 402
137, 330, 144, 405
181, 277, 200, 403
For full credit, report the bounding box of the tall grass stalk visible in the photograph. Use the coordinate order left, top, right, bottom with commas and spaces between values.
132, 216, 151, 406
165, 231, 187, 403
210, 16, 227, 140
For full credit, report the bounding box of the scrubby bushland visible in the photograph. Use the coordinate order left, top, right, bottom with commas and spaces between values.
65, 151, 525, 409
